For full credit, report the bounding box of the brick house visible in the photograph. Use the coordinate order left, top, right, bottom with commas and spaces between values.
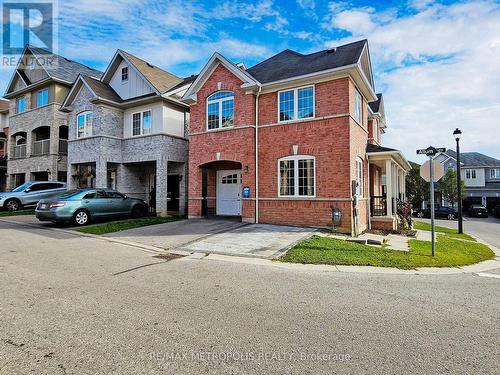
61, 50, 192, 216
183, 40, 410, 234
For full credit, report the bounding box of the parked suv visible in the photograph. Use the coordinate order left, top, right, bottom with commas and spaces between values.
468, 204, 488, 218
415, 206, 458, 220
0, 181, 67, 211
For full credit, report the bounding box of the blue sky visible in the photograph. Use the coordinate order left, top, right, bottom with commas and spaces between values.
2, 0, 500, 160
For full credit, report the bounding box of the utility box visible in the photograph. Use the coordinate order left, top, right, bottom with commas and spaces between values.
331, 206, 342, 231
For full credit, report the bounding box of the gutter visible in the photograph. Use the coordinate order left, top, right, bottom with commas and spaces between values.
255, 85, 262, 223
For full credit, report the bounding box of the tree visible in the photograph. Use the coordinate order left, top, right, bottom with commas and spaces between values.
406, 164, 429, 209
439, 168, 467, 207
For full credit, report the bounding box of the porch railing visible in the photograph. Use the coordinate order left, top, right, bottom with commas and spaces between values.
371, 195, 387, 217
59, 139, 68, 155
13, 144, 27, 159
32, 139, 50, 156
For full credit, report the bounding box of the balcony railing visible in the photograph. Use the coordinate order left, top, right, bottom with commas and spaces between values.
371, 195, 387, 217
59, 139, 68, 155
32, 139, 50, 156
13, 144, 26, 159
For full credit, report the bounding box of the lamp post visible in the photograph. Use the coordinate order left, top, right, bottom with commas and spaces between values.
453, 128, 463, 234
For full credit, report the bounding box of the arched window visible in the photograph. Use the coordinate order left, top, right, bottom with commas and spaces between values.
77, 111, 93, 138
278, 155, 315, 197
207, 91, 234, 130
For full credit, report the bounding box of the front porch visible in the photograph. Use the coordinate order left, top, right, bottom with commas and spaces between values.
367, 145, 411, 231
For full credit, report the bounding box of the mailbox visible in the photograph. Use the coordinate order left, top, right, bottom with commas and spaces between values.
242, 186, 250, 199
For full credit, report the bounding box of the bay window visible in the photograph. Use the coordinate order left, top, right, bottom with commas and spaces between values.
207, 91, 234, 130
132, 110, 152, 136
278, 85, 314, 122
77, 111, 93, 138
278, 156, 315, 197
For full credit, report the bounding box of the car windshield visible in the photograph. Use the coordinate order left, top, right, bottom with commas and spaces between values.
11, 182, 31, 192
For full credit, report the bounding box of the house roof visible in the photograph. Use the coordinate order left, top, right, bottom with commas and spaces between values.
366, 144, 398, 153
167, 74, 198, 93
369, 93, 382, 113
82, 75, 123, 103
118, 50, 183, 94
246, 39, 367, 84
29, 46, 102, 82
445, 149, 500, 167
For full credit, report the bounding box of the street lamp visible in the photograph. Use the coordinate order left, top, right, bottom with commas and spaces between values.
453, 128, 463, 234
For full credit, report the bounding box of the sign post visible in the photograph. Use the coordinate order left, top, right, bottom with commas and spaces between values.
417, 146, 446, 256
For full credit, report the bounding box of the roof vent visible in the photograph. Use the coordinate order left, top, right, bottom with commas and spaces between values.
236, 62, 246, 70
327, 47, 337, 54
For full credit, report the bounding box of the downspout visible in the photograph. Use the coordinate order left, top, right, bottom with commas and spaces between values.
255, 86, 262, 224
367, 157, 371, 230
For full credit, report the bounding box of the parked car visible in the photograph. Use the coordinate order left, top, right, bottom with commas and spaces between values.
493, 205, 500, 219
468, 204, 489, 218
415, 206, 458, 220
35, 189, 149, 225
0, 181, 67, 211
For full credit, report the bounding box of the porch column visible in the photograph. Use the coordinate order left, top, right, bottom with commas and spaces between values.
385, 159, 393, 216
156, 157, 168, 216
95, 158, 107, 188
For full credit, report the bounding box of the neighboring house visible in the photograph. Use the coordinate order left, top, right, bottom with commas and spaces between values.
182, 40, 410, 234
434, 149, 500, 211
0, 99, 9, 191
61, 50, 191, 216
3, 46, 102, 189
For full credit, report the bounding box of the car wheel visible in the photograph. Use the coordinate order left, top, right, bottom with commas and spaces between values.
132, 205, 147, 218
417, 212, 424, 218
4, 199, 21, 211
73, 210, 90, 226
447, 213, 455, 220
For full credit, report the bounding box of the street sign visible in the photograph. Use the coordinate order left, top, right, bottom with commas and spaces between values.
416, 147, 446, 156
420, 159, 445, 182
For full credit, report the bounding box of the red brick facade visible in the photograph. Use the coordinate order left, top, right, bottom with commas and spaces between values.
188, 63, 373, 233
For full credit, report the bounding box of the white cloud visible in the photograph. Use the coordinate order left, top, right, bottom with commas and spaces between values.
296, 0, 315, 10
324, 1, 500, 159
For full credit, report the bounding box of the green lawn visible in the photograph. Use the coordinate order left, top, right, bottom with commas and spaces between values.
413, 221, 476, 241
78, 216, 183, 235
280, 234, 494, 269
0, 209, 35, 217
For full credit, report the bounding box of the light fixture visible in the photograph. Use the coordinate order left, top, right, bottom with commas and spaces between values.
453, 128, 462, 141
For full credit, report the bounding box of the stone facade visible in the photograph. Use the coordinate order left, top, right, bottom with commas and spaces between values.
67, 85, 188, 216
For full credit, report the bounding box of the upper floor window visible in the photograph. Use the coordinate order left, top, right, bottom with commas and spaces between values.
37, 88, 49, 107
354, 91, 362, 123
121, 66, 128, 82
465, 169, 476, 179
278, 155, 315, 197
207, 91, 234, 130
278, 85, 314, 122
355, 157, 363, 196
490, 169, 500, 179
132, 110, 152, 136
17, 97, 25, 113
77, 111, 93, 138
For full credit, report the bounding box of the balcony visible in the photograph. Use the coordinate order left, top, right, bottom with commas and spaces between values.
59, 139, 68, 155
13, 144, 26, 159
32, 139, 50, 156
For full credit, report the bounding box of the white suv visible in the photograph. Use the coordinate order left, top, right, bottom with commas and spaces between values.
0, 181, 67, 211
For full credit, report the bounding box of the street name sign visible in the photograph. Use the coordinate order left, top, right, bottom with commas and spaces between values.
416, 147, 446, 156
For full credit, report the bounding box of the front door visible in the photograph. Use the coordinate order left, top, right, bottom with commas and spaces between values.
216, 170, 242, 216
167, 175, 180, 212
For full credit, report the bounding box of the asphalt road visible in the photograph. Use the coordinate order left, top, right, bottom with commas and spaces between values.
0, 219, 499, 374
418, 215, 500, 247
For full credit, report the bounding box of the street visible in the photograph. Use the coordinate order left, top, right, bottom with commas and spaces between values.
0, 219, 499, 374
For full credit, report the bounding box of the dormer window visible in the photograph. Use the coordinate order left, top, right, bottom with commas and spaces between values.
121, 66, 128, 82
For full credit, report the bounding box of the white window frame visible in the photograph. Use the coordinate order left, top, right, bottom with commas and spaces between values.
131, 109, 152, 136
277, 155, 316, 198
356, 157, 363, 196
37, 88, 49, 108
490, 168, 500, 179
121, 66, 128, 82
17, 96, 25, 114
465, 169, 476, 179
206, 91, 234, 131
354, 90, 362, 124
277, 85, 315, 123
76, 111, 93, 138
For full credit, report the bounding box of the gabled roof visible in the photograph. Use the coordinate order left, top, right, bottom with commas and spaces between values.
61, 74, 122, 109
246, 39, 368, 84
369, 93, 383, 113
445, 149, 500, 167
102, 50, 183, 94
